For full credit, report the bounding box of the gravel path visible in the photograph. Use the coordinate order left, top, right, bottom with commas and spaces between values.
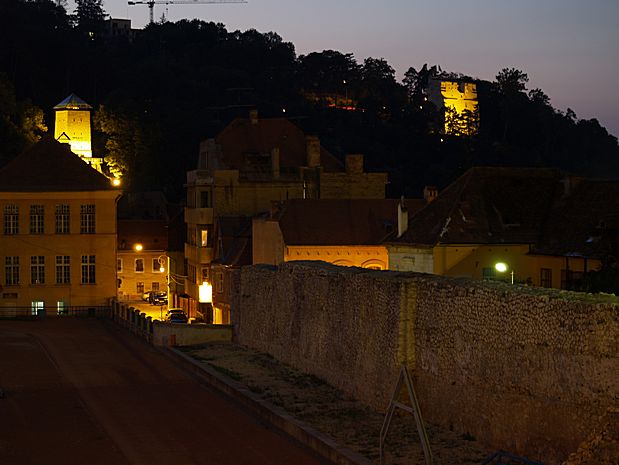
182, 341, 492, 465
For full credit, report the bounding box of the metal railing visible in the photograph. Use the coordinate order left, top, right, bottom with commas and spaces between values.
0, 306, 111, 319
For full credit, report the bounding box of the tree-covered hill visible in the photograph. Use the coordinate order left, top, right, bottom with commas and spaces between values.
1, 0, 617, 201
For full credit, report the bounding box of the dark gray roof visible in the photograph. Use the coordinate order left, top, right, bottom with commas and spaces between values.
0, 138, 116, 192
534, 179, 619, 259
53, 93, 93, 110
389, 166, 619, 261
390, 167, 563, 246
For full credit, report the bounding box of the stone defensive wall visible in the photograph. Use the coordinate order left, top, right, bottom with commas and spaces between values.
230, 261, 619, 464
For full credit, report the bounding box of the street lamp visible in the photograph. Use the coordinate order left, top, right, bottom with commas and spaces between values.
495, 262, 514, 284
158, 254, 170, 321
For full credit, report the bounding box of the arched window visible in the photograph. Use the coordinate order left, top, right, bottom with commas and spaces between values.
362, 259, 385, 270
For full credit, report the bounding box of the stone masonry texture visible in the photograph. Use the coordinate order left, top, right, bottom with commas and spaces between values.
231, 262, 619, 464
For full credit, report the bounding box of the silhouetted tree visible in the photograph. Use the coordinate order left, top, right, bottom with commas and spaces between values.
74, 0, 105, 36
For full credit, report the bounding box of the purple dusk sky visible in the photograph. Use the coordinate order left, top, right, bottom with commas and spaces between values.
73, 0, 619, 138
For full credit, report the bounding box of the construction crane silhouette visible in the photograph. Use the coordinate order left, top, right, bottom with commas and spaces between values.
128, 0, 247, 25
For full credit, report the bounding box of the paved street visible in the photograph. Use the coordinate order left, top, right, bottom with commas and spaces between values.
0, 318, 328, 465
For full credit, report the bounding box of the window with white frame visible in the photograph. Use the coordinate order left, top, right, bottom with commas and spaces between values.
4, 204, 19, 235
30, 256, 45, 284
81, 255, 96, 284
5, 256, 19, 285
29, 205, 44, 234
55, 204, 70, 234
55, 255, 70, 284
80, 204, 95, 234
135, 258, 144, 272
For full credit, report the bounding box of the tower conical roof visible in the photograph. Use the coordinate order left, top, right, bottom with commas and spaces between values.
53, 93, 93, 110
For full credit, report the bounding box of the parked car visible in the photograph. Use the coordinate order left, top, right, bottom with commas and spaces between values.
166, 308, 185, 319
142, 290, 153, 302
168, 313, 188, 324
151, 292, 167, 305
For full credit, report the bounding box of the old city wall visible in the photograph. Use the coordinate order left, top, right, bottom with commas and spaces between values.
231, 262, 619, 463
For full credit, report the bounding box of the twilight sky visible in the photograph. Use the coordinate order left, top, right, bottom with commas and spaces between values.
74, 0, 619, 137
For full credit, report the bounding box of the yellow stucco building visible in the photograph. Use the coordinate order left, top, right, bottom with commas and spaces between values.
0, 139, 120, 314
185, 111, 389, 321
252, 199, 408, 270
387, 167, 617, 291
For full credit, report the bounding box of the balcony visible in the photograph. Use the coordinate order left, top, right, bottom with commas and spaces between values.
184, 207, 213, 225
185, 243, 214, 265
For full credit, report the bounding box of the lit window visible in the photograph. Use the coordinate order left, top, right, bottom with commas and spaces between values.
55, 204, 70, 234
135, 259, 144, 272
30, 256, 45, 284
81, 255, 96, 284
4, 204, 19, 235
55, 255, 70, 284
201, 229, 208, 247
5, 256, 19, 285
80, 204, 96, 234
31, 300, 44, 316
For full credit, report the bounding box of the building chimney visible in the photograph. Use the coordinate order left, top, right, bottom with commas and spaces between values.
249, 109, 258, 125
345, 154, 364, 174
423, 186, 438, 203
271, 147, 280, 179
306, 135, 321, 168
397, 197, 408, 238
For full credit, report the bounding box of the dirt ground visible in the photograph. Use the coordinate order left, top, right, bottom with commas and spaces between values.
181, 341, 492, 465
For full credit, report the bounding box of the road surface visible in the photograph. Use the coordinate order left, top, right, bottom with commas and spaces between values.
0, 318, 329, 465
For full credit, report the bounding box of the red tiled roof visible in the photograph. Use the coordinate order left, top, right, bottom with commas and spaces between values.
215, 116, 343, 172
0, 138, 114, 192
276, 198, 424, 246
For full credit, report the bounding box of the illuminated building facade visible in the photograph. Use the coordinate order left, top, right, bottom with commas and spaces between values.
252, 199, 420, 270
387, 167, 619, 290
116, 192, 172, 302
185, 110, 388, 321
427, 78, 479, 136
54, 94, 103, 173
0, 139, 120, 313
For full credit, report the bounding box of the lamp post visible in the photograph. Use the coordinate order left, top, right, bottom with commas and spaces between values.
158, 254, 170, 321
495, 262, 514, 284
